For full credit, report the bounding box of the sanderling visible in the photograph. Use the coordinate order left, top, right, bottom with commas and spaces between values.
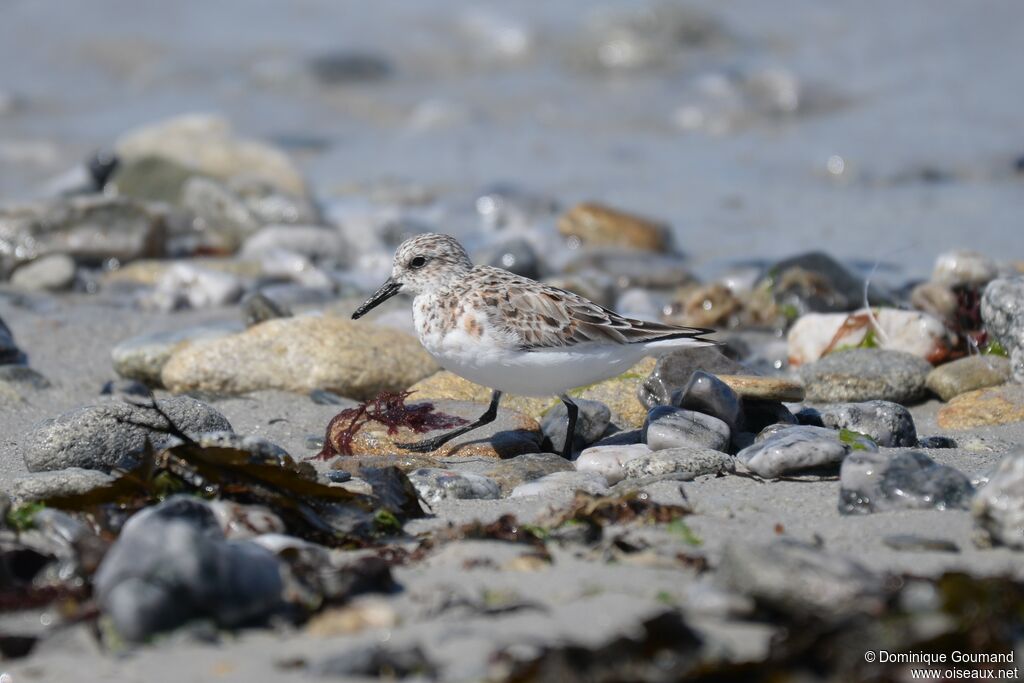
353, 233, 717, 458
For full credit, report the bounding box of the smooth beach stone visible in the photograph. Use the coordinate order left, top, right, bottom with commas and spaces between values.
797, 400, 917, 447
94, 496, 284, 642
799, 349, 933, 404
981, 276, 1024, 383
509, 470, 609, 498
589, 428, 643, 448
557, 201, 669, 252
932, 249, 999, 286
9, 253, 76, 291
0, 195, 166, 276
106, 154, 197, 204
22, 396, 232, 473
196, 431, 290, 462
541, 398, 611, 455
736, 425, 852, 479
716, 374, 804, 403
161, 316, 439, 400
111, 321, 244, 385
717, 539, 885, 617
406, 468, 501, 503
341, 401, 542, 459
740, 400, 797, 435
575, 443, 652, 484
481, 238, 542, 280
642, 405, 730, 452
621, 446, 734, 481
242, 291, 293, 327
926, 355, 1011, 402
671, 371, 742, 432
838, 450, 974, 515
143, 261, 246, 312
972, 453, 1024, 549
240, 225, 349, 263
936, 384, 1024, 429
762, 251, 894, 315
5, 468, 115, 503
639, 346, 749, 409
476, 452, 575, 495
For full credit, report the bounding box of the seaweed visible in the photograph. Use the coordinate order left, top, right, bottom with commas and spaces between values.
548, 490, 692, 530
313, 391, 468, 460
5, 502, 45, 533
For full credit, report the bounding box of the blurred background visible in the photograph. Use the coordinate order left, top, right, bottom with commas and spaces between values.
1, 0, 1022, 279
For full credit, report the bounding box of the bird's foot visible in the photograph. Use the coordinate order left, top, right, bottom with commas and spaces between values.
395, 437, 446, 453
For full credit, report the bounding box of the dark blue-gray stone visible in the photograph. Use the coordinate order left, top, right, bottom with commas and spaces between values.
839, 450, 974, 515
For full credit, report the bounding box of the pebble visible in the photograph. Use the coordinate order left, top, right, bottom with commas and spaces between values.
341, 400, 542, 459
5, 468, 114, 503
107, 154, 196, 204
196, 431, 290, 462
621, 446, 734, 481
94, 496, 284, 641
406, 468, 502, 503
718, 539, 884, 617
972, 452, 1024, 549
736, 425, 853, 479
240, 225, 349, 264
557, 201, 669, 252
161, 315, 438, 400
575, 443, 651, 484
640, 347, 749, 409
541, 398, 611, 455
663, 283, 742, 329
21, 396, 232, 472
838, 450, 974, 514
476, 452, 575, 495
926, 355, 1010, 401
564, 251, 695, 290
142, 261, 246, 312
111, 321, 244, 385
936, 384, 1024, 429
787, 308, 951, 366
981, 276, 1024, 383
307, 51, 393, 84
242, 291, 293, 326
932, 250, 999, 286
910, 281, 958, 322
9, 254, 76, 291
115, 113, 308, 198
799, 349, 933, 404
0, 314, 24, 365
671, 370, 742, 432
797, 400, 917, 447
0, 196, 166, 276
643, 406, 730, 452
718, 374, 805, 403
762, 251, 894, 315
509, 470, 609, 498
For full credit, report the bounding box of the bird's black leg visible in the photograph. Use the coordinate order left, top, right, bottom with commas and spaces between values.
560, 394, 579, 460
397, 390, 503, 452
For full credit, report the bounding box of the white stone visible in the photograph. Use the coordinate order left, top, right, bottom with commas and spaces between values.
574, 443, 652, 484
932, 250, 999, 286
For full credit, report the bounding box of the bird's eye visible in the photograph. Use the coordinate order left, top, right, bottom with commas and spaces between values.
409, 256, 427, 269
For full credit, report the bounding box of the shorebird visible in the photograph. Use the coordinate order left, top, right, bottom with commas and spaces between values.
352, 233, 716, 458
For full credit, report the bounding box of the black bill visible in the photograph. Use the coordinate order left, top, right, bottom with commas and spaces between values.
352, 277, 402, 319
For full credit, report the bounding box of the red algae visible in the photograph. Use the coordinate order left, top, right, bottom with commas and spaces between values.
313, 391, 468, 460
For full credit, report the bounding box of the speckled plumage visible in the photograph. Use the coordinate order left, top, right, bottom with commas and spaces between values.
366, 233, 717, 397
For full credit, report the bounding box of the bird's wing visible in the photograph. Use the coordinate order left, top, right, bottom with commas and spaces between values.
467, 267, 714, 351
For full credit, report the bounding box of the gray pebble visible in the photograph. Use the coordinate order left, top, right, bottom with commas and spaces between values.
0, 365, 51, 390
926, 355, 1011, 401
839, 450, 974, 515
981, 276, 1024, 383
671, 370, 743, 432
510, 470, 609, 498
972, 452, 1024, 549
111, 322, 243, 385
0, 314, 26, 365
621, 446, 734, 481
242, 291, 293, 327
639, 346, 749, 409
22, 396, 232, 473
736, 425, 853, 479
541, 398, 611, 455
5, 467, 114, 504
407, 468, 501, 503
643, 405, 730, 452
799, 349, 933, 404
797, 400, 917, 447
9, 253, 76, 291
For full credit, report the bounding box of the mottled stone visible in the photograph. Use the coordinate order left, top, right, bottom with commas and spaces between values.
575, 443, 652, 484
981, 276, 1024, 383
509, 470, 609, 498
973, 453, 1024, 549
799, 349, 933, 404
797, 400, 917, 447
932, 250, 999, 286
5, 468, 115, 503
162, 316, 438, 400
839, 451, 974, 514
541, 398, 611, 455
342, 401, 541, 459
926, 355, 1010, 401
736, 425, 852, 478
643, 406, 730, 452
406, 468, 501, 503
112, 322, 243, 385
937, 385, 1024, 429
557, 202, 669, 252
621, 447, 734, 481
22, 396, 232, 472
